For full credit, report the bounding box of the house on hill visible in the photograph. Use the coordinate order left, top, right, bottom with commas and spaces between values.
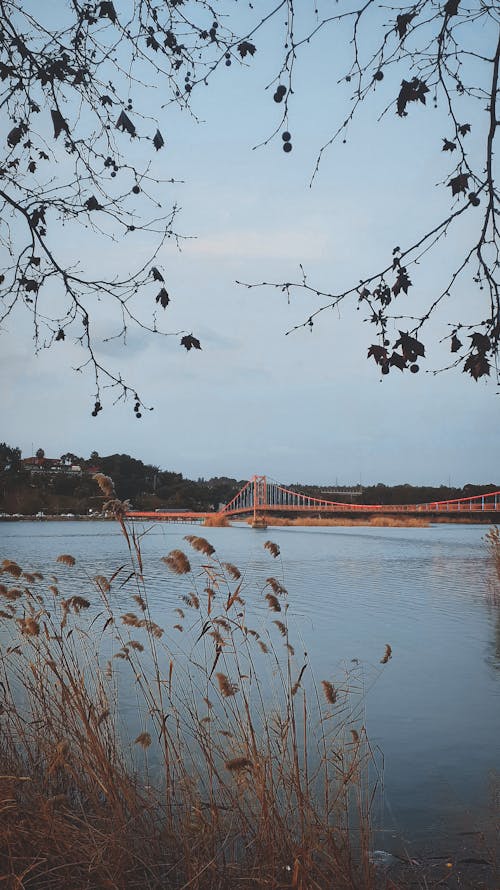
22, 455, 82, 475
22, 455, 61, 471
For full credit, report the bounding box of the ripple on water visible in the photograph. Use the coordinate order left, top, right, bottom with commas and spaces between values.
1, 519, 498, 847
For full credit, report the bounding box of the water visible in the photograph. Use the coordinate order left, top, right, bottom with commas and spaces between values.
1, 519, 499, 854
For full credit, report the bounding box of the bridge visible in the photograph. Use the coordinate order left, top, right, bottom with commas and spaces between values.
126, 475, 500, 522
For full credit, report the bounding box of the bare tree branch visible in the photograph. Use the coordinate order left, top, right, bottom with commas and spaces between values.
1, 0, 498, 411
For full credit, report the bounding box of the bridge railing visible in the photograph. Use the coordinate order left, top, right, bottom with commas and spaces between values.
124, 484, 500, 522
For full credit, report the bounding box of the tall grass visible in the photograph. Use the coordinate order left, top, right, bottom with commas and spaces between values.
0, 499, 385, 889
203, 512, 230, 527
247, 516, 430, 528
485, 526, 500, 606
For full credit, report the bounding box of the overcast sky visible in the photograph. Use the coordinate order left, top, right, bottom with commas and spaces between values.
2, 1, 499, 486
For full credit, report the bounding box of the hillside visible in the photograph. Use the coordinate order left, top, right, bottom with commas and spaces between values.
0, 443, 498, 515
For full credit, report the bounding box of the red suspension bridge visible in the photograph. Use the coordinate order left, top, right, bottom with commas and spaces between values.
127, 475, 500, 522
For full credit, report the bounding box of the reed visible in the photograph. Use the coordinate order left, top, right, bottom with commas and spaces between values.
485, 526, 500, 606
203, 512, 230, 527
0, 494, 387, 889
250, 516, 430, 528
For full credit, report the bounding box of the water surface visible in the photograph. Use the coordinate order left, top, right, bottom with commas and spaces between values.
2, 519, 498, 853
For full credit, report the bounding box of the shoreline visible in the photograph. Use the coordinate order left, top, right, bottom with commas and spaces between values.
0, 514, 114, 521
0, 513, 495, 526
243, 515, 498, 527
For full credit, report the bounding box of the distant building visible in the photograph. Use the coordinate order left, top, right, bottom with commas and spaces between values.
22, 456, 61, 471
21, 456, 82, 474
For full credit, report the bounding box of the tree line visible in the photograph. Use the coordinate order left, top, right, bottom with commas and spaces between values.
0, 443, 497, 514
290, 481, 500, 507
0, 444, 246, 513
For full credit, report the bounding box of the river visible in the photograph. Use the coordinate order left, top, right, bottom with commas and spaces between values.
1, 519, 499, 860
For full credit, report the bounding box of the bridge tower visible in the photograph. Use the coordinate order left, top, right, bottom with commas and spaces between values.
252, 475, 267, 525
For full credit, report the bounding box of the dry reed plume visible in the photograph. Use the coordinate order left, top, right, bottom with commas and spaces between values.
380, 643, 393, 664
92, 471, 115, 496
225, 756, 253, 771
56, 553, 76, 566
216, 672, 238, 697
94, 573, 111, 592
273, 620, 288, 637
265, 576, 287, 596
0, 485, 392, 890
161, 549, 191, 574
2, 559, 22, 577
265, 592, 281, 612
222, 561, 240, 580
264, 540, 280, 558
321, 680, 338, 704
184, 534, 215, 556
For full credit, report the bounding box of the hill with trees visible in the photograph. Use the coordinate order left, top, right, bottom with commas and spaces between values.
0, 443, 497, 515
0, 444, 247, 515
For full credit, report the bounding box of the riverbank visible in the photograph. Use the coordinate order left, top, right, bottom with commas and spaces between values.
247, 515, 432, 527
0, 514, 113, 521
1, 513, 496, 525
245, 514, 499, 527
371, 838, 497, 889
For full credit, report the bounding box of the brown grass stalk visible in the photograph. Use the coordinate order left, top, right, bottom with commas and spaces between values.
0, 497, 382, 890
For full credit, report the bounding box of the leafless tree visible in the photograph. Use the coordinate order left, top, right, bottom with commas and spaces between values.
242, 0, 500, 384
0, 0, 246, 414
1, 1, 498, 415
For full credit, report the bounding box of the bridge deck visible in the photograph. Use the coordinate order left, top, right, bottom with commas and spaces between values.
126, 511, 209, 521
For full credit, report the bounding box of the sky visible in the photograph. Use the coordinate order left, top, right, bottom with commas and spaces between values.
1, 1, 499, 486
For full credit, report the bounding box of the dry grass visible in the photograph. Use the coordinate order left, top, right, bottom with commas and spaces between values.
367, 516, 429, 528
203, 512, 230, 527
0, 499, 386, 890
249, 515, 430, 528
485, 526, 500, 606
